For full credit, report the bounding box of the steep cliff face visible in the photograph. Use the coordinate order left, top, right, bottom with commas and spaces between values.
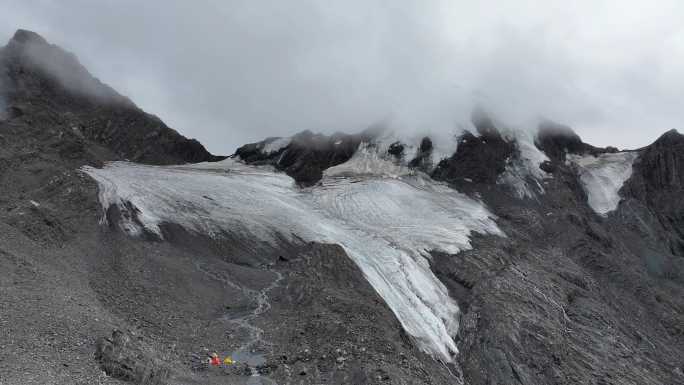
431, 112, 515, 185
621, 130, 684, 259
626, 130, 684, 199
534, 120, 612, 162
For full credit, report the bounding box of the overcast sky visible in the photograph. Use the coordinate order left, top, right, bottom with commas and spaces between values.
2, 1, 683, 154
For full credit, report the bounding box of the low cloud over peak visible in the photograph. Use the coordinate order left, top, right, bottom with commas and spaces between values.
1, 1, 683, 153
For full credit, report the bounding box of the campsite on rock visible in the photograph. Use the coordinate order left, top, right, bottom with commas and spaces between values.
1, 3, 684, 384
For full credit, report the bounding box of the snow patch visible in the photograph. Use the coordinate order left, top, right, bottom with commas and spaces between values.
497, 129, 550, 198
83, 159, 503, 362
376, 131, 457, 170
261, 137, 291, 154
568, 152, 638, 215
324, 142, 411, 178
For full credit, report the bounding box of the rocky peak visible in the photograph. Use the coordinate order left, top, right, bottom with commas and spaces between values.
9, 29, 48, 46
650, 129, 684, 147
633, 129, 684, 190
2, 29, 130, 107
0, 28, 221, 165
535, 121, 586, 161
535, 120, 601, 162
619, 128, 684, 256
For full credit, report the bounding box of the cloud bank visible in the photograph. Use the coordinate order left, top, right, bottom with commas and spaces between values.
1, 1, 684, 153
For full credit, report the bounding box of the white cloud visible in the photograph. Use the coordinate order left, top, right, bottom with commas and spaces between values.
1, 0, 683, 153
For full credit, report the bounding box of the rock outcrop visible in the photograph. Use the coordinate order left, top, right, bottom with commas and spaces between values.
623, 129, 684, 257
95, 330, 170, 385
432, 110, 515, 184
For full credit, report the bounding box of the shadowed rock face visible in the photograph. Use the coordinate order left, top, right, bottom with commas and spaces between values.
432, 112, 515, 184
431, 131, 514, 184
632, 129, 684, 190
623, 129, 684, 256
0, 29, 222, 165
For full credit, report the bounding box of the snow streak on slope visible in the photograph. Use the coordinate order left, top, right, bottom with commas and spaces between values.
498, 128, 550, 199
83, 159, 503, 362
261, 137, 291, 154
568, 152, 638, 215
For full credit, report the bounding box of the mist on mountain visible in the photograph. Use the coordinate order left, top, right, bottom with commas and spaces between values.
5, 29, 131, 106
0, 25, 683, 385
3, 1, 684, 153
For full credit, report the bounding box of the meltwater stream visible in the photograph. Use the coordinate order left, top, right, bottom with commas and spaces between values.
194, 260, 281, 384
83, 159, 503, 362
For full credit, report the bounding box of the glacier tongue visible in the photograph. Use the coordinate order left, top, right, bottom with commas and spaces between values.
568, 152, 638, 215
83, 159, 503, 362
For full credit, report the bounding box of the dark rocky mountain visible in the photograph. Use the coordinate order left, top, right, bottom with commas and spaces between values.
0, 29, 222, 165
1, 30, 682, 385
622, 129, 684, 259
534, 120, 611, 162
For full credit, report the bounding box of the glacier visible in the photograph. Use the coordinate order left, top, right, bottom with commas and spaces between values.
83, 158, 503, 362
568, 152, 638, 215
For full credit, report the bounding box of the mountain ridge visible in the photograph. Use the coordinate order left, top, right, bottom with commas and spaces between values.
0, 29, 224, 165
